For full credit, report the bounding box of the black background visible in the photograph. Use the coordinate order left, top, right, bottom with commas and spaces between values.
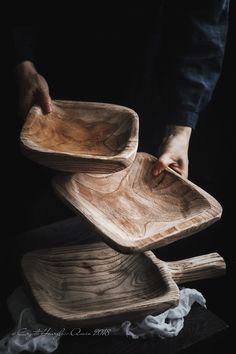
0, 2, 235, 352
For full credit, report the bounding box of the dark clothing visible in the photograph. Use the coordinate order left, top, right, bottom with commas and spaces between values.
12, 1, 229, 129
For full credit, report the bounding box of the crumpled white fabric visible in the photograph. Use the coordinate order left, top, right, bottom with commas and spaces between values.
0, 287, 206, 353
111, 288, 206, 339
0, 287, 61, 354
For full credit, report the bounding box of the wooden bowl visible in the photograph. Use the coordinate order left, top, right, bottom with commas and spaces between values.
21, 242, 225, 328
53, 152, 222, 253
20, 100, 139, 173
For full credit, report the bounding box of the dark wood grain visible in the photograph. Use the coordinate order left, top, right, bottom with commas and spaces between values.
21, 242, 179, 328
21, 241, 225, 329
20, 100, 139, 173
53, 152, 222, 253
7, 217, 228, 354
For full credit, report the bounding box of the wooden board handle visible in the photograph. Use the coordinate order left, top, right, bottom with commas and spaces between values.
166, 253, 226, 284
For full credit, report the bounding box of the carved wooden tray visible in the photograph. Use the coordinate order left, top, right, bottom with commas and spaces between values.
20, 100, 139, 173
53, 152, 222, 254
21, 242, 225, 328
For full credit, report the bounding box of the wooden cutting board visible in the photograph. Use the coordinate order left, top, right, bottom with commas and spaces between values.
53, 152, 222, 253
21, 242, 225, 328
20, 100, 139, 173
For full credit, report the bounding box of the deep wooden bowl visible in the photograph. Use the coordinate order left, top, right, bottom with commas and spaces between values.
20, 100, 139, 173
53, 152, 222, 253
21, 242, 225, 328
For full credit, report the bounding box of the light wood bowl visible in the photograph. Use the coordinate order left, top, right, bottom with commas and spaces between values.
21, 242, 225, 328
53, 152, 222, 254
20, 100, 139, 173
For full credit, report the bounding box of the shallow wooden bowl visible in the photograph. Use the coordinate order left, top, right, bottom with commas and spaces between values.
20, 100, 139, 173
53, 152, 222, 254
21, 242, 225, 328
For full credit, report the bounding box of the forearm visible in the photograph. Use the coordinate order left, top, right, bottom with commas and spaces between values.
164, 125, 192, 139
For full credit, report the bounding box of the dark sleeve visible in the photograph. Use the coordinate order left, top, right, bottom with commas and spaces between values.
160, 0, 230, 128
12, 26, 35, 65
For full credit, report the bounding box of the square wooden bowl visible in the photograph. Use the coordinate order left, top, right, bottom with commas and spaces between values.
20, 100, 139, 173
21, 242, 225, 328
21, 242, 179, 328
53, 152, 222, 253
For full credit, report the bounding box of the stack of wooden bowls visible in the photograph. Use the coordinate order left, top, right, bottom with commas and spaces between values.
20, 100, 225, 328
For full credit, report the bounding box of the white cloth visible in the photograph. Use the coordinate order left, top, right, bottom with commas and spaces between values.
0, 288, 61, 354
0, 287, 206, 353
111, 288, 206, 339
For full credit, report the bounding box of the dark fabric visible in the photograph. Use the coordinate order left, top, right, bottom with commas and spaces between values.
160, 0, 230, 128
12, 1, 229, 129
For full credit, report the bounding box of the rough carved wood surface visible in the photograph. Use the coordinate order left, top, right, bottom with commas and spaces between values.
21, 242, 179, 327
20, 100, 139, 173
53, 152, 222, 253
21, 242, 225, 328
15, 218, 228, 353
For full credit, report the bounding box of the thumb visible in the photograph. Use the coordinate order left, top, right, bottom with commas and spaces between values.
152, 154, 173, 177
38, 89, 52, 114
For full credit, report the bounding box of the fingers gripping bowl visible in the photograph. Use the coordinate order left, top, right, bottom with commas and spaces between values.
20, 100, 139, 173
20, 100, 225, 328
20, 100, 222, 253
53, 153, 222, 253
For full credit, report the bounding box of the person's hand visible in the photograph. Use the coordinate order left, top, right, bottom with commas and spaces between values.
152, 125, 192, 178
16, 61, 52, 120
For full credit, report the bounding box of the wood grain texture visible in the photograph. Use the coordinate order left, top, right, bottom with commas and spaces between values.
21, 242, 179, 328
53, 152, 222, 254
15, 219, 229, 353
20, 100, 139, 173
167, 253, 226, 284
21, 242, 225, 328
